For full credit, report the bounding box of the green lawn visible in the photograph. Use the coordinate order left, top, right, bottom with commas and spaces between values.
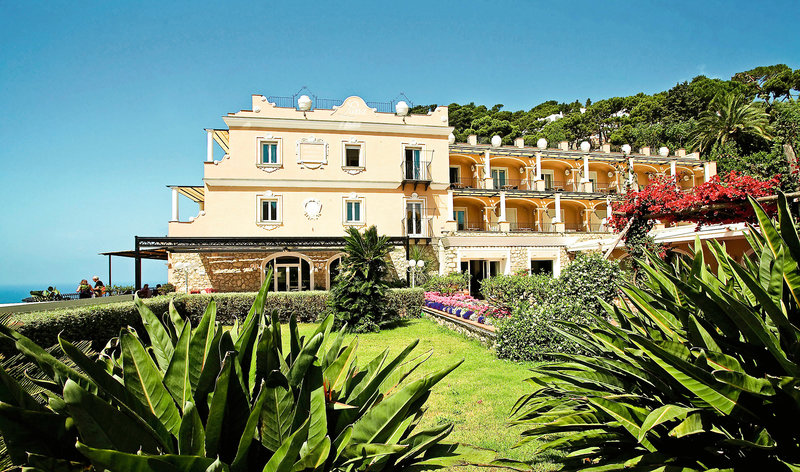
285, 317, 559, 471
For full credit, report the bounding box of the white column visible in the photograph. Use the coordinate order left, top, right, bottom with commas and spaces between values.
447, 189, 454, 220
581, 155, 589, 182
628, 158, 635, 185
171, 188, 179, 222
670, 161, 677, 177
206, 130, 214, 162
484, 150, 492, 188
553, 193, 562, 223
499, 191, 507, 222
535, 152, 542, 180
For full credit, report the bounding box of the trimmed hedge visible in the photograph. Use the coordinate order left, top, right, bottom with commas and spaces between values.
422, 272, 469, 296
3, 288, 424, 352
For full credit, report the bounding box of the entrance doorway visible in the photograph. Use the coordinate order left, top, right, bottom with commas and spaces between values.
265, 256, 312, 292
461, 259, 500, 298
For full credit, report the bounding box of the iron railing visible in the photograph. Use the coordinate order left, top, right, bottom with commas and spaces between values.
266, 90, 413, 113
449, 177, 480, 189
401, 160, 433, 181
402, 216, 434, 238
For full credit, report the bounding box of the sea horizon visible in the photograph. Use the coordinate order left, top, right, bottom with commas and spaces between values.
0, 281, 164, 304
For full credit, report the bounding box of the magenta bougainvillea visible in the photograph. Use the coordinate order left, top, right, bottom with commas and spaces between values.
609, 171, 780, 230
424, 291, 509, 319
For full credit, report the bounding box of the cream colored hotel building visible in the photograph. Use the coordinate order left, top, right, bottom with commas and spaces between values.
124, 93, 735, 296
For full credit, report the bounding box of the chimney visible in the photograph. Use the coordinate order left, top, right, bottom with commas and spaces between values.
677, 148, 686, 157
514, 137, 525, 148
468, 134, 477, 146
601, 143, 611, 153
639, 146, 651, 156
559, 141, 569, 151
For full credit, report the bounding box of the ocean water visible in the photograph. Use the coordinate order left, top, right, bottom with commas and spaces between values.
0, 284, 73, 304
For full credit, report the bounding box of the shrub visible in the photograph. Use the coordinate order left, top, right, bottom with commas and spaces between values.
495, 297, 590, 362
511, 193, 800, 470
0, 276, 499, 471
328, 226, 394, 332
479, 273, 555, 312
552, 252, 622, 314
386, 287, 424, 317
4, 289, 422, 353
493, 254, 621, 361
423, 272, 469, 295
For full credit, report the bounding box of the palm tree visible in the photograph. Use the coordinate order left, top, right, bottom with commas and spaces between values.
689, 92, 772, 154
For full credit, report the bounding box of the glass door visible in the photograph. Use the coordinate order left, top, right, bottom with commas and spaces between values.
405, 148, 421, 179
454, 209, 466, 230
406, 201, 423, 236
491, 169, 507, 188
274, 264, 301, 291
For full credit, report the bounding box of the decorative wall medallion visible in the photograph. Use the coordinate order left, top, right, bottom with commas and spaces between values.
303, 198, 323, 220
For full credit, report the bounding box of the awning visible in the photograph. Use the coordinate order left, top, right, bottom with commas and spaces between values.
99, 248, 169, 260
168, 185, 204, 203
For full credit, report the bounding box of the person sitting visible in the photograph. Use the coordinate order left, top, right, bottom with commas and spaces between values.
137, 284, 152, 299
76, 279, 93, 299
92, 276, 106, 297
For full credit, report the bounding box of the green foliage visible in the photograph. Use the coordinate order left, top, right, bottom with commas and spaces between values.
479, 274, 555, 313
713, 141, 794, 191
0, 275, 498, 471
328, 226, 394, 332
5, 290, 422, 354
494, 254, 622, 362
423, 273, 469, 296
511, 192, 800, 470
689, 92, 773, 154
495, 298, 588, 362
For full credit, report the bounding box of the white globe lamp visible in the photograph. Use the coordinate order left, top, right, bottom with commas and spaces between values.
536, 138, 547, 150
621, 144, 632, 155
297, 95, 312, 111
448, 133, 456, 145
416, 260, 425, 268
491, 135, 502, 147
580, 141, 591, 152
658, 146, 669, 157
395, 101, 410, 116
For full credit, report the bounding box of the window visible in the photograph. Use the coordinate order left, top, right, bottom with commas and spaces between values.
491, 168, 508, 188
345, 200, 362, 223
405, 147, 423, 179
262, 142, 278, 164
257, 138, 282, 168
454, 208, 467, 231
345, 146, 361, 167
256, 193, 282, 226
449, 166, 461, 184
261, 200, 279, 222
530, 260, 554, 275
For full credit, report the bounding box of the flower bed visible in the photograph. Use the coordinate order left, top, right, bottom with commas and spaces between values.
423, 291, 509, 325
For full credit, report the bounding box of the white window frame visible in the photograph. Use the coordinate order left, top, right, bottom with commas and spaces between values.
402, 142, 428, 180
342, 195, 366, 226
255, 193, 282, 226
404, 195, 428, 237
256, 136, 282, 169
542, 169, 556, 190
341, 140, 366, 171
491, 167, 509, 188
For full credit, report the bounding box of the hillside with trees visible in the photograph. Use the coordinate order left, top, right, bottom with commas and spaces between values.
413, 64, 800, 190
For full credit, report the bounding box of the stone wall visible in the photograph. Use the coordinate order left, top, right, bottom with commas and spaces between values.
169, 250, 345, 293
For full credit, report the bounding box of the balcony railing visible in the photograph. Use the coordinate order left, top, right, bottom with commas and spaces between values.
451, 220, 609, 233
449, 177, 481, 189
401, 161, 432, 182
402, 216, 434, 238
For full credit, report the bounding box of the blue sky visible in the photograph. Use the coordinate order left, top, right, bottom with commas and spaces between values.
0, 0, 798, 286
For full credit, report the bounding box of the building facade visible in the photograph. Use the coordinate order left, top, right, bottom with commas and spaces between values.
152, 93, 718, 295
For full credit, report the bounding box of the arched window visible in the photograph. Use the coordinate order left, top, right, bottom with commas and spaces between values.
263, 254, 313, 292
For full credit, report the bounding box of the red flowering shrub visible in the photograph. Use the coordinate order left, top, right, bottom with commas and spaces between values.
610, 171, 779, 230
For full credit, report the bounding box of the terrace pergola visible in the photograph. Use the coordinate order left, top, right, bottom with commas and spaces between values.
104, 236, 411, 290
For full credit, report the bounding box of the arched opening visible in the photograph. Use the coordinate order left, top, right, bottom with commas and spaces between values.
263, 253, 313, 292
326, 253, 345, 290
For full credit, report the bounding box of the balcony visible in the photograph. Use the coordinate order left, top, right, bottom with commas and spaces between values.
451, 221, 611, 234
401, 160, 433, 190
448, 177, 619, 195
402, 216, 434, 239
